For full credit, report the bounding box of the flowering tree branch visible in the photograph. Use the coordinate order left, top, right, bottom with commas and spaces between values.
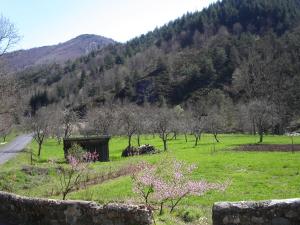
132, 159, 230, 214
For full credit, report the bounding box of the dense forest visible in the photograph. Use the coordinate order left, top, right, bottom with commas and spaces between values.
12, 0, 300, 135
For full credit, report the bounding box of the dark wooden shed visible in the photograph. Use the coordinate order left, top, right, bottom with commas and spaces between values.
63, 136, 110, 162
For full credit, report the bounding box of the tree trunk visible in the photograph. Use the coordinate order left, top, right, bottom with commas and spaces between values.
64, 126, 70, 139
57, 137, 61, 145
258, 129, 263, 143
184, 134, 187, 143
194, 137, 198, 146
213, 133, 220, 143
137, 134, 140, 147
30, 150, 33, 165
128, 135, 132, 148
174, 132, 177, 140
159, 202, 164, 215
252, 119, 256, 135
163, 139, 167, 151
62, 192, 67, 200
3, 135, 7, 142
38, 143, 42, 158
291, 136, 295, 153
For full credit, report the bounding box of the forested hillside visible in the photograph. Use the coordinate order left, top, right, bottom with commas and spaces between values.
16, 0, 300, 133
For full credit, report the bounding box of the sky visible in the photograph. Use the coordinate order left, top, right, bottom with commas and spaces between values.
1, 0, 217, 51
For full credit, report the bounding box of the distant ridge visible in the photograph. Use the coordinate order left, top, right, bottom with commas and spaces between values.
3, 34, 116, 72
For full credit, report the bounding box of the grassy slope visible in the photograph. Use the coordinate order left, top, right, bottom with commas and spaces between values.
0, 131, 18, 148
71, 134, 300, 202
0, 134, 300, 224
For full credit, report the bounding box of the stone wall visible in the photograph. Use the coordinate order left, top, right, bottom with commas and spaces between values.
212, 198, 300, 225
0, 191, 152, 225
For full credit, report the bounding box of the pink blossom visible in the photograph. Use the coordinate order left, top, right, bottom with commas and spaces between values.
83, 151, 99, 162
67, 155, 80, 168
132, 159, 229, 212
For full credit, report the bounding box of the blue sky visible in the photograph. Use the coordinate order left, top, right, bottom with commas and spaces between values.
2, 0, 217, 50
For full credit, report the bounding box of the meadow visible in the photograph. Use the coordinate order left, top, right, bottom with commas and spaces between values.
1, 134, 300, 224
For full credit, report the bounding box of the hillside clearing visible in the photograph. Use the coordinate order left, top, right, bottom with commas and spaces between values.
0, 134, 300, 224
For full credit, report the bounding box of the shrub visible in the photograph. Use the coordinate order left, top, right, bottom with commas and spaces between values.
68, 144, 85, 161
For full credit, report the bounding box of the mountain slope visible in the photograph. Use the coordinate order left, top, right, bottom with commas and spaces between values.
4, 34, 115, 72
17, 0, 300, 129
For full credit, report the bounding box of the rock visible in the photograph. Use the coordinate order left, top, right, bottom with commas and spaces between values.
251, 216, 264, 224
138, 144, 157, 155
222, 215, 240, 224
64, 205, 82, 225
213, 199, 300, 225
285, 210, 297, 218
121, 146, 139, 157
0, 191, 153, 225
271, 217, 290, 225
121, 145, 158, 157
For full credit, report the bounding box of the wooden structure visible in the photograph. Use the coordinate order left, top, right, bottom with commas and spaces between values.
63, 136, 110, 162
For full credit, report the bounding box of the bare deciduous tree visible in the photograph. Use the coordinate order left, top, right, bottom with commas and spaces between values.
189, 103, 207, 147
61, 108, 78, 138
26, 107, 51, 158
181, 116, 191, 143
172, 105, 184, 140
0, 16, 20, 140
118, 105, 138, 148
49, 105, 79, 144
248, 100, 273, 143
0, 15, 20, 56
154, 107, 175, 151
134, 106, 146, 146
235, 103, 252, 134
0, 77, 18, 141
206, 107, 225, 143
87, 105, 115, 136
0, 113, 13, 142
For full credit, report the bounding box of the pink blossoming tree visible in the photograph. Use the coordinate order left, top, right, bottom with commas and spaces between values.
132, 159, 229, 214
56, 146, 99, 200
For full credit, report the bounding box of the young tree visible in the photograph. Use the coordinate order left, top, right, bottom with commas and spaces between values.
26, 107, 51, 158
49, 106, 79, 143
56, 146, 98, 200
0, 77, 18, 139
0, 113, 13, 142
206, 107, 225, 143
118, 105, 138, 148
0, 16, 20, 142
142, 102, 157, 139
248, 100, 273, 143
61, 108, 78, 138
235, 103, 253, 134
153, 107, 175, 151
132, 159, 229, 214
135, 106, 146, 146
58, 155, 85, 200
172, 105, 185, 140
181, 111, 192, 143
189, 103, 207, 147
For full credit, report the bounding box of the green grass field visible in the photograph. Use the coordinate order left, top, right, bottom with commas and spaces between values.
0, 134, 300, 224
0, 130, 18, 148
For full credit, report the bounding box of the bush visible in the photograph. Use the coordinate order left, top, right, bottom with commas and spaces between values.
68, 144, 85, 161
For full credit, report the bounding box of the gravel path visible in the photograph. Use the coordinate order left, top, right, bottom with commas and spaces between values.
0, 134, 33, 165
